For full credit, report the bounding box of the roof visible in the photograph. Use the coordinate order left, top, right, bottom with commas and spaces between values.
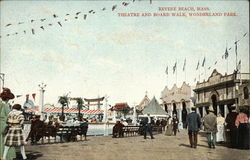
113, 103, 129, 110
84, 97, 105, 102
142, 97, 168, 115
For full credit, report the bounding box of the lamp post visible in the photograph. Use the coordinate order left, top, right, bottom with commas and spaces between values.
104, 95, 109, 136
38, 83, 46, 120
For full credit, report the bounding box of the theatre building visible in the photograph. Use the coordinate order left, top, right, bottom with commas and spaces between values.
193, 69, 250, 118
161, 82, 194, 129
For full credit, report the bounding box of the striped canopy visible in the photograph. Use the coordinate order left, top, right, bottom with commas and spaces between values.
24, 108, 104, 115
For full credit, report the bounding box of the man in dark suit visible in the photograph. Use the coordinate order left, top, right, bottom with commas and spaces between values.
186, 107, 201, 148
143, 113, 154, 139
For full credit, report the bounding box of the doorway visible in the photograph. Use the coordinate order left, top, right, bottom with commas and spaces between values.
211, 95, 218, 115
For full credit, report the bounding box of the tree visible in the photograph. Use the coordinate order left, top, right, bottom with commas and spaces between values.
119, 106, 131, 118
58, 96, 69, 121
76, 97, 84, 121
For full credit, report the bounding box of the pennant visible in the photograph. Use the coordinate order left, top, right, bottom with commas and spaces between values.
16, 95, 22, 98
196, 61, 199, 70
40, 18, 46, 22
122, 2, 129, 6
31, 19, 35, 23
208, 66, 211, 70
6, 34, 10, 37
26, 94, 29, 102
57, 22, 62, 27
48, 24, 53, 26
112, 5, 117, 11
84, 14, 87, 20
89, 10, 94, 13
173, 62, 177, 74
65, 19, 68, 21
214, 61, 217, 65
23, 30, 26, 34
225, 47, 229, 59
228, 47, 232, 50
5, 24, 12, 27
53, 14, 58, 18
102, 8, 106, 11
18, 22, 24, 24
76, 12, 81, 15
40, 26, 44, 30
66, 13, 70, 16
202, 57, 205, 67
243, 32, 247, 37
183, 58, 186, 71
75, 17, 78, 19
32, 93, 36, 101
31, 28, 35, 35
165, 66, 168, 75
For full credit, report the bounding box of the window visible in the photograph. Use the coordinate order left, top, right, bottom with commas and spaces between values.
243, 87, 249, 99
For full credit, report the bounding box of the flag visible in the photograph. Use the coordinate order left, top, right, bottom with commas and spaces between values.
76, 12, 81, 15
165, 66, 168, 75
243, 32, 247, 37
225, 47, 229, 59
202, 57, 205, 67
40, 18, 46, 22
18, 22, 24, 24
57, 22, 62, 27
208, 66, 211, 70
40, 26, 44, 30
31, 29, 35, 35
183, 58, 186, 71
16, 95, 22, 98
5, 24, 12, 27
237, 60, 241, 71
196, 61, 199, 70
26, 94, 29, 102
53, 14, 58, 18
235, 41, 238, 56
31, 19, 35, 23
173, 62, 177, 74
214, 61, 217, 65
228, 47, 232, 50
32, 93, 36, 101
112, 5, 117, 11
84, 14, 87, 20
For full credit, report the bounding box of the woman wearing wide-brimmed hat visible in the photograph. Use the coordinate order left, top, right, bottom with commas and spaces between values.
3, 104, 27, 160
0, 88, 16, 160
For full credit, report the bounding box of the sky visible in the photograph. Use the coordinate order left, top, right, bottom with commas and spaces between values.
0, 0, 249, 108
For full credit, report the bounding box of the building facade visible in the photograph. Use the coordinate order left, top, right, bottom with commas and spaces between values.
161, 82, 194, 128
193, 69, 250, 118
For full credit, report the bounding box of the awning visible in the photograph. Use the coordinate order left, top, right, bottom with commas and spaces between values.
24, 108, 104, 114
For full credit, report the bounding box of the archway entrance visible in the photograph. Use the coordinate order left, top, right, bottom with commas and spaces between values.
211, 95, 217, 115
182, 102, 187, 128
173, 103, 177, 116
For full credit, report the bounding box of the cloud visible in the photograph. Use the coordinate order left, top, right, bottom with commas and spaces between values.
32, 8, 53, 14
67, 43, 80, 50
187, 16, 219, 28
93, 58, 122, 70
97, 26, 168, 45
22, 50, 72, 68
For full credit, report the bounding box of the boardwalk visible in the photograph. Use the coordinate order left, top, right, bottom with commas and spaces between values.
16, 130, 249, 160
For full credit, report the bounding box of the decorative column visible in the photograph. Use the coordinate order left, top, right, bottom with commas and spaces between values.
38, 83, 46, 120
224, 104, 228, 118
217, 105, 220, 115
178, 107, 183, 130
203, 107, 206, 118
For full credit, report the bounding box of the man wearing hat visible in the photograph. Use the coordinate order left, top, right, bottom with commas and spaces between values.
225, 105, 238, 148
186, 106, 201, 148
203, 105, 217, 148
0, 88, 16, 160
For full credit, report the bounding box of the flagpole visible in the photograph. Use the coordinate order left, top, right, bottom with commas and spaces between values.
235, 37, 238, 72
176, 59, 177, 85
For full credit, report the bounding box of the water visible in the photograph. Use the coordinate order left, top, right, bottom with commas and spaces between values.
23, 123, 114, 138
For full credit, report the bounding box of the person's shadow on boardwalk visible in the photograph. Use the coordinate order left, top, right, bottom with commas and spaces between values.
14, 151, 43, 160
179, 143, 208, 148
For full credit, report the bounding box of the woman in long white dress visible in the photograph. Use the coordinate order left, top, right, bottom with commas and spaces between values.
216, 113, 225, 143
